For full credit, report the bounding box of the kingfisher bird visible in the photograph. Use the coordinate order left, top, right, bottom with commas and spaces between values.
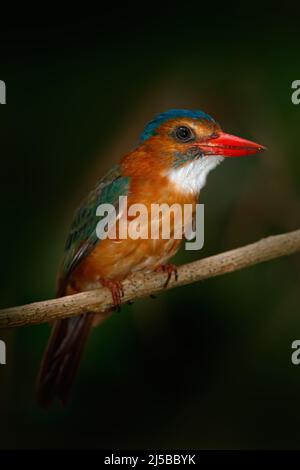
37, 109, 265, 406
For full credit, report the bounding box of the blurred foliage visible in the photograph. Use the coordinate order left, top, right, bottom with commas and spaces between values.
0, 9, 300, 449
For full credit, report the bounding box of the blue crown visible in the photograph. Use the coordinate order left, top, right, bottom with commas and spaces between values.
140, 109, 215, 142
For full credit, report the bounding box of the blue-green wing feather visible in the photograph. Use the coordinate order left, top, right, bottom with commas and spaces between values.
57, 165, 130, 296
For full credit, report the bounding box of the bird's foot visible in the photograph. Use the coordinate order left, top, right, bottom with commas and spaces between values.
155, 264, 178, 288
100, 279, 124, 312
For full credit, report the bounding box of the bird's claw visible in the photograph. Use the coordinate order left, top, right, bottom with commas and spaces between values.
101, 279, 124, 312
155, 264, 178, 288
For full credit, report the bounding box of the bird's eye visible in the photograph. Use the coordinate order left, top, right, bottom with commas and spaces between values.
175, 126, 195, 143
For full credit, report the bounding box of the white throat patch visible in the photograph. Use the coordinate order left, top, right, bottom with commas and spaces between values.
166, 155, 224, 195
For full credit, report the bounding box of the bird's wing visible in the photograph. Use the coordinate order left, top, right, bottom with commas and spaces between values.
57, 165, 131, 296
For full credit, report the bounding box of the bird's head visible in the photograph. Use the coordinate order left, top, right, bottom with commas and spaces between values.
128, 109, 266, 195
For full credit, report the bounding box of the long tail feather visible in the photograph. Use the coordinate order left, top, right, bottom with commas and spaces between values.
36, 313, 94, 407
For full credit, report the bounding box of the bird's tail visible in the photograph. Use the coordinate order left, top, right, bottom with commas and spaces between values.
36, 313, 94, 407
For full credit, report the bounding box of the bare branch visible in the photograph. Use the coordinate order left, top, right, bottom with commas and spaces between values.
1, 229, 300, 329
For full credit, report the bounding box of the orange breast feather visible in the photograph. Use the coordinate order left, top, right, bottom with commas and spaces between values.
68, 173, 197, 293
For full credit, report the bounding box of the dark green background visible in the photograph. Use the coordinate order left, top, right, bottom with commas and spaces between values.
1, 8, 300, 449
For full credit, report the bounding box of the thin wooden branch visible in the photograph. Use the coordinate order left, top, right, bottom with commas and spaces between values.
1, 229, 300, 329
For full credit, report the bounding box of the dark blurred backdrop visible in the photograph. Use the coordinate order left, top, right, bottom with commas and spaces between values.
1, 6, 300, 449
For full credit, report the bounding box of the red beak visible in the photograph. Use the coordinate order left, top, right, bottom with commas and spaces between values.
199, 132, 266, 157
